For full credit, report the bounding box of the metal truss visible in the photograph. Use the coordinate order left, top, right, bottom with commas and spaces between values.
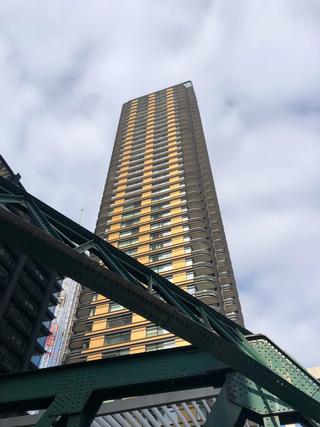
2, 387, 218, 427
0, 176, 320, 426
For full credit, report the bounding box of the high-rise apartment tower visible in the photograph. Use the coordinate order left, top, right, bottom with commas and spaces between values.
67, 81, 243, 364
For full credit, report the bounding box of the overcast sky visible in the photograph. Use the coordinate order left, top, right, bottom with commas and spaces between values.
1, 0, 320, 367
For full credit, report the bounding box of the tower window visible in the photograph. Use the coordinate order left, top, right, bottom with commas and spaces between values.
146, 325, 168, 337
151, 263, 172, 274
149, 251, 171, 263
107, 313, 132, 328
109, 302, 125, 312
149, 240, 171, 251
145, 339, 175, 352
104, 331, 131, 346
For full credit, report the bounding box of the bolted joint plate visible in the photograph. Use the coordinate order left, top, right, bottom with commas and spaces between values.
48, 371, 96, 416
226, 372, 292, 415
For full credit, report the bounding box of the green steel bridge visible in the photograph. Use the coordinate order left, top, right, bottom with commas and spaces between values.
0, 175, 319, 427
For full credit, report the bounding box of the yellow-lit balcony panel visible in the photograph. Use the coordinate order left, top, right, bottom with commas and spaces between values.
109, 213, 122, 222
171, 208, 182, 217
112, 197, 125, 206
108, 232, 120, 241
172, 247, 185, 257
137, 244, 149, 254
172, 235, 185, 245
142, 169, 152, 178
168, 130, 177, 138
130, 345, 145, 354
142, 182, 152, 190
115, 183, 127, 192
141, 206, 151, 215
167, 123, 176, 130
137, 255, 148, 264
170, 198, 181, 207
142, 177, 152, 186
173, 259, 186, 270
173, 272, 187, 283
146, 113, 155, 121
131, 327, 147, 341
171, 191, 182, 198
168, 148, 178, 156
170, 183, 181, 192
168, 171, 180, 180
139, 233, 150, 243
168, 138, 178, 146
119, 158, 130, 166
89, 336, 105, 349
139, 219, 151, 227
86, 354, 102, 361
95, 304, 108, 315
168, 161, 179, 169
169, 176, 180, 184
117, 178, 127, 186
133, 313, 146, 323
117, 170, 129, 178
141, 195, 152, 205
168, 155, 179, 163
175, 339, 190, 347
120, 160, 130, 169
171, 225, 185, 234
144, 145, 153, 153
167, 116, 176, 123
139, 213, 151, 222
143, 158, 153, 167
115, 190, 125, 198
92, 320, 107, 332
109, 223, 120, 232
171, 216, 182, 225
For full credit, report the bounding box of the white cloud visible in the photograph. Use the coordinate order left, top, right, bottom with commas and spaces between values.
0, 0, 320, 367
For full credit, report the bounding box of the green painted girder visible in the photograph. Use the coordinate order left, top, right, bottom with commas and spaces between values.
1, 177, 320, 424
1, 207, 320, 424
206, 372, 317, 427
0, 176, 251, 340
0, 347, 225, 414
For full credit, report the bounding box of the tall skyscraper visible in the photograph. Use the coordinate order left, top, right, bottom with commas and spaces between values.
67, 81, 243, 364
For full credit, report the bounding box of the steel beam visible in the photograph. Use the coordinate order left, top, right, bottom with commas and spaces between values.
0, 348, 224, 413
1, 207, 320, 423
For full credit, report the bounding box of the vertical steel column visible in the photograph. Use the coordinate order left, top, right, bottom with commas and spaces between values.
204, 386, 245, 427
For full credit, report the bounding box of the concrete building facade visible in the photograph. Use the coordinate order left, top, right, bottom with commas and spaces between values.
0, 155, 61, 373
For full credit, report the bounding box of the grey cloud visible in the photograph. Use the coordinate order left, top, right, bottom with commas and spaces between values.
0, 0, 320, 366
